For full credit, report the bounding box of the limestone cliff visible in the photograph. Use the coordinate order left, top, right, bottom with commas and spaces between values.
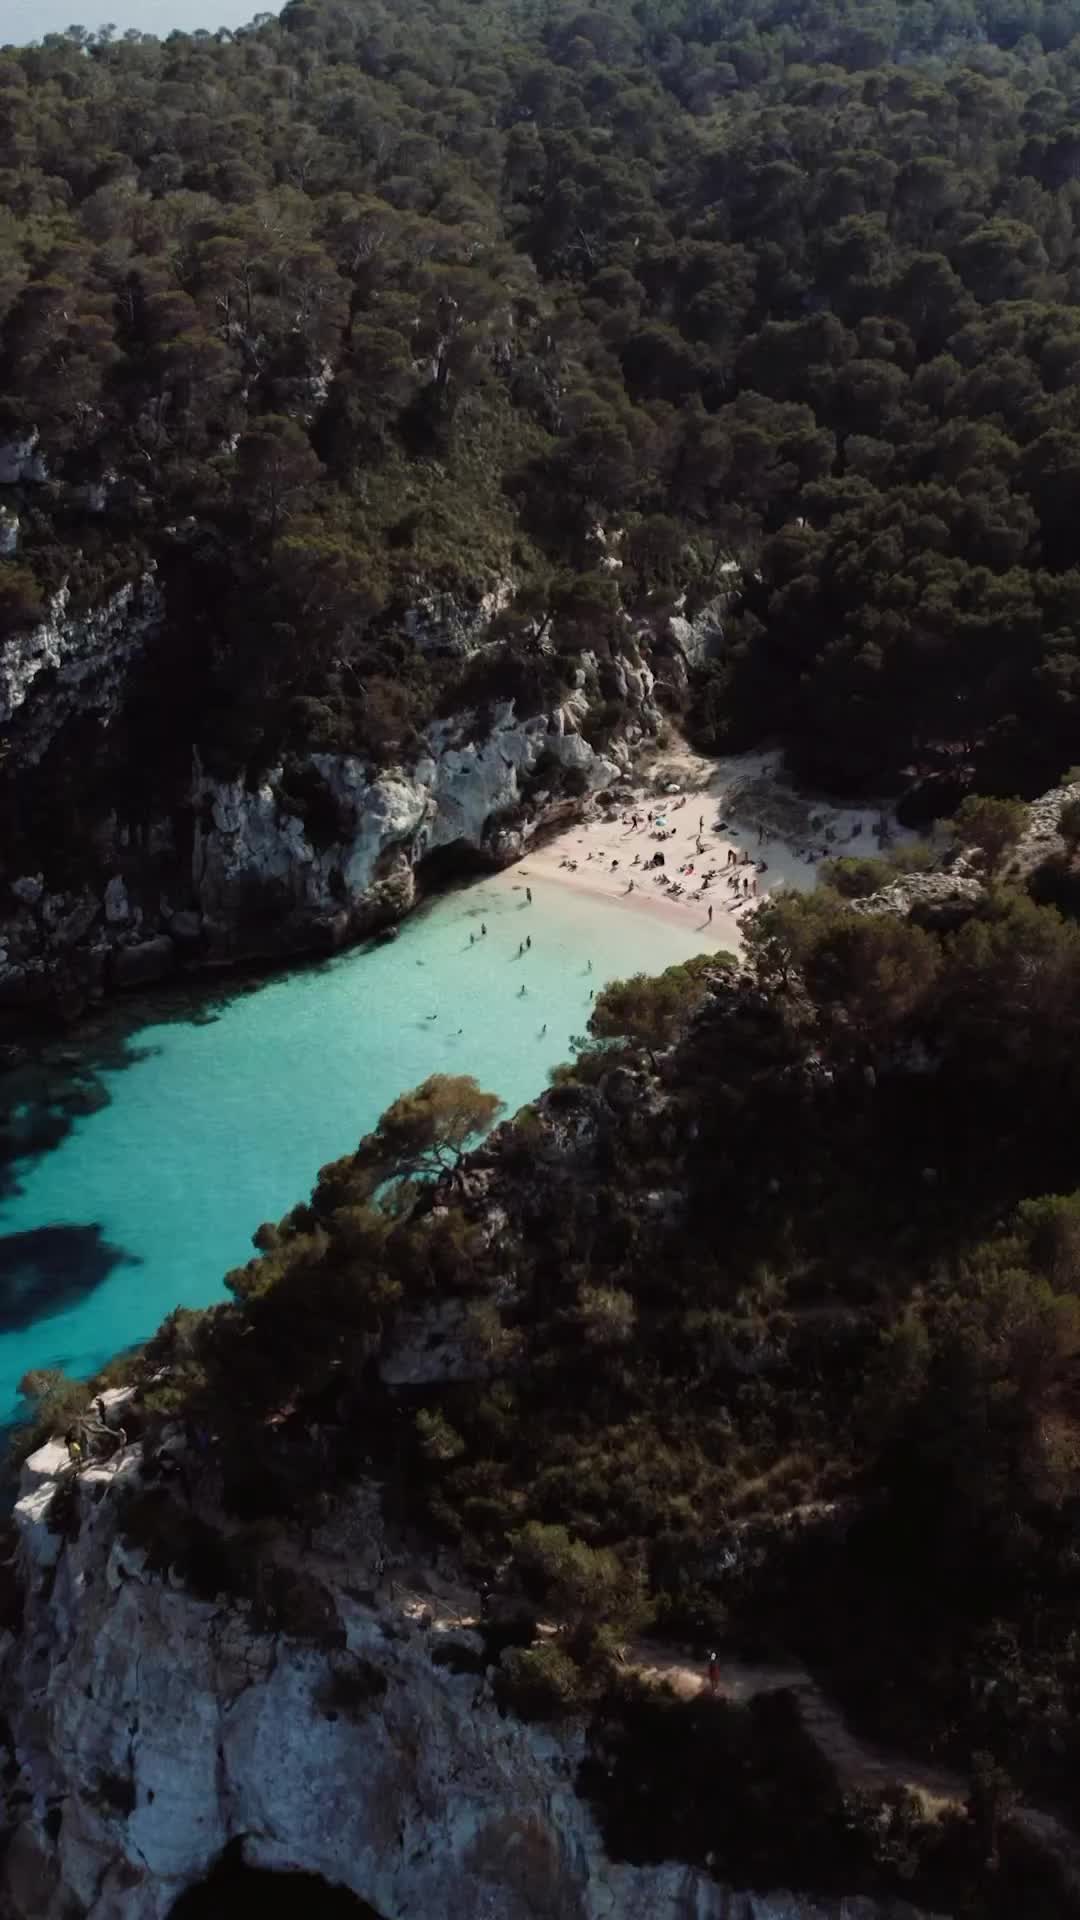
0, 574, 662, 1022
1, 1439, 941, 1920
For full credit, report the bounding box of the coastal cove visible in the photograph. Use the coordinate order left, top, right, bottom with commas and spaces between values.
0, 861, 722, 1425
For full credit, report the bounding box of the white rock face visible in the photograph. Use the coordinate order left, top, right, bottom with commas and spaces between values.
668, 595, 729, 669
0, 573, 164, 755
1, 1449, 941, 1920
191, 687, 645, 950
0, 574, 660, 1000
103, 876, 130, 926
0, 430, 47, 485
1014, 777, 1080, 874
403, 579, 514, 654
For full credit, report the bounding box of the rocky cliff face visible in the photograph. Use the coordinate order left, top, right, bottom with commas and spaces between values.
1, 1439, 941, 1920
0, 576, 663, 1023
0, 575, 164, 762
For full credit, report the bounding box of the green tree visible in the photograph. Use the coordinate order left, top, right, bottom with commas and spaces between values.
588, 958, 714, 1066
233, 415, 321, 543
947, 795, 1029, 874
358, 1074, 504, 1185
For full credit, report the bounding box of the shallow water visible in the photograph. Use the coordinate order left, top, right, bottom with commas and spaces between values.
0, 872, 714, 1420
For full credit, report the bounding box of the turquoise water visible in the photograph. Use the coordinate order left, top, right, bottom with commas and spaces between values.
0, 872, 715, 1420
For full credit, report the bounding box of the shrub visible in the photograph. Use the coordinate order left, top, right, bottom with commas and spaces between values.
946, 795, 1028, 874
11, 1369, 93, 1464
495, 1642, 587, 1721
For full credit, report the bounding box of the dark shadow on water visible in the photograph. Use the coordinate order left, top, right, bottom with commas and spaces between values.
0, 1223, 139, 1333
0, 964, 315, 1203
0, 878, 494, 1204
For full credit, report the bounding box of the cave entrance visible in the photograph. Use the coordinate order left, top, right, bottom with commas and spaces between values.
169, 1848, 385, 1919
412, 835, 493, 892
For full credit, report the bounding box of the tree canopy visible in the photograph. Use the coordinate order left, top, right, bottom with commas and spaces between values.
10, 0, 1080, 878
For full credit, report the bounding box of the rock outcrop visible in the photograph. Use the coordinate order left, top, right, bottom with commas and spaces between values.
0, 574, 163, 756
0, 580, 662, 1021
0, 1441, 943, 1920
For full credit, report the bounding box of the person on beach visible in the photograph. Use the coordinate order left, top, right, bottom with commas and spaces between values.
519, 984, 527, 996
481, 923, 487, 936
527, 886, 532, 903
626, 880, 634, 893
541, 1023, 547, 1036
699, 815, 704, 831
526, 934, 531, 950
470, 932, 475, 946
708, 904, 713, 922
587, 959, 592, 972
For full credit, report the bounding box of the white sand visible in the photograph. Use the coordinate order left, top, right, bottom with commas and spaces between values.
489, 746, 911, 959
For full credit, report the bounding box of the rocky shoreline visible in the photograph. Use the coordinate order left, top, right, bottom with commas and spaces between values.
0, 604, 670, 1032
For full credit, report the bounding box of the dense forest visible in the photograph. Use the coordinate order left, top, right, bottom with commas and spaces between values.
8, 0, 1080, 839
30, 854, 1080, 1917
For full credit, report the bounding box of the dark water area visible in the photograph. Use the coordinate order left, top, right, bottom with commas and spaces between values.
0, 1223, 138, 1335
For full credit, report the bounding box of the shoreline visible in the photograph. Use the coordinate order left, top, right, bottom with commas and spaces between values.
490, 744, 911, 961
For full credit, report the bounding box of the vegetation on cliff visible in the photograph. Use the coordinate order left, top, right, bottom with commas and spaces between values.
10, 0, 1080, 873
22, 864, 1080, 1911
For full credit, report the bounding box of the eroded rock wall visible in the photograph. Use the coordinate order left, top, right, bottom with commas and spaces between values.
1, 1444, 941, 1920
0, 581, 661, 1021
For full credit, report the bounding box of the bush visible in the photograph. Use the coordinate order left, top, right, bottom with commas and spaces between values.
495, 1642, 587, 1721
11, 1369, 93, 1464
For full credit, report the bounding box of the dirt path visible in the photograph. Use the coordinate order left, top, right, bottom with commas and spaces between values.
627, 1642, 963, 1810
627, 1639, 1080, 1886
270, 1526, 1080, 1885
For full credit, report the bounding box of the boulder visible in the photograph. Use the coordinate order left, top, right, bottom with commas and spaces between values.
110, 936, 175, 989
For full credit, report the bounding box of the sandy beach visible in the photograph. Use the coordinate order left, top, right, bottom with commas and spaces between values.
490, 746, 909, 958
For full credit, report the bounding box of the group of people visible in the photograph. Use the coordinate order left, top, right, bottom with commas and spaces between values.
557, 786, 777, 927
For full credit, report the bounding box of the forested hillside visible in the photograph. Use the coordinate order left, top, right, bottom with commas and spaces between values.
7, 0, 1080, 847
37, 869, 1080, 1916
